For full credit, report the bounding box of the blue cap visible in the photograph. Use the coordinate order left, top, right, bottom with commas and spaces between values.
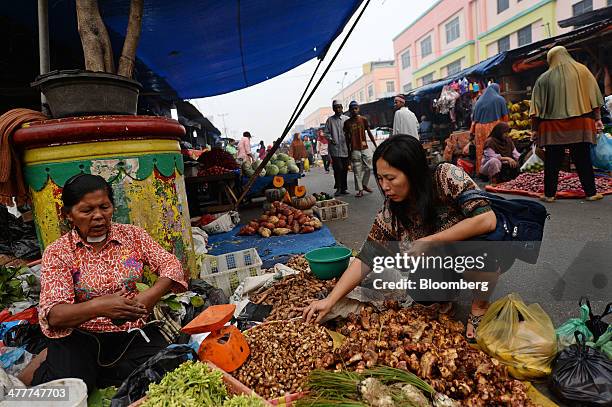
349, 101, 359, 108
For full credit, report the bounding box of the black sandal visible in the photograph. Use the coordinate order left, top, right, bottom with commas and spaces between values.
466, 313, 483, 343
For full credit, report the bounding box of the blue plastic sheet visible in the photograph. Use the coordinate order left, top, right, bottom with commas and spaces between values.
207, 225, 337, 268
2, 1, 363, 99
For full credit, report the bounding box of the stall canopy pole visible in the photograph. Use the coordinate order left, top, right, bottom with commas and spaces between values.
234, 0, 371, 208
37, 0, 50, 115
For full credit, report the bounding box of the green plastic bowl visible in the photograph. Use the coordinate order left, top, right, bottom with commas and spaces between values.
305, 246, 352, 280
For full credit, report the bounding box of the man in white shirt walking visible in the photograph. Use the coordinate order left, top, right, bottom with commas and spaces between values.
392, 95, 419, 139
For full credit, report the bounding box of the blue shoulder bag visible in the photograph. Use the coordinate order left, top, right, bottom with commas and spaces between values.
458, 189, 549, 264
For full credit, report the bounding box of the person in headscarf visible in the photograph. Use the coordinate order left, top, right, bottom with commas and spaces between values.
289, 133, 307, 173
531, 46, 604, 202
480, 122, 520, 185
470, 83, 509, 174
258, 140, 266, 160
316, 129, 330, 173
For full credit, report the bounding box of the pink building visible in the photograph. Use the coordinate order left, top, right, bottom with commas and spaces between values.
392, 0, 610, 92
303, 107, 334, 129
331, 61, 399, 109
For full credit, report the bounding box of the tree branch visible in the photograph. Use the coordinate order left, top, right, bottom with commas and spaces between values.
117, 0, 143, 78
76, 0, 114, 73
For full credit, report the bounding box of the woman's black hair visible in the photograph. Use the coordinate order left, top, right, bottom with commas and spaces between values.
61, 174, 114, 212
372, 135, 436, 233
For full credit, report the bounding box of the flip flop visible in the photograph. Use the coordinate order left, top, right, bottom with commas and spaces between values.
355, 191, 364, 198
585, 193, 604, 201
363, 186, 373, 193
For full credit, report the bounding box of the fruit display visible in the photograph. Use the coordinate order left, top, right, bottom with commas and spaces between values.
291, 194, 317, 210
198, 148, 240, 170
198, 165, 235, 176
268, 153, 300, 175
313, 192, 333, 202
507, 100, 531, 131
242, 160, 266, 177
237, 201, 322, 237
264, 187, 287, 203
508, 129, 532, 143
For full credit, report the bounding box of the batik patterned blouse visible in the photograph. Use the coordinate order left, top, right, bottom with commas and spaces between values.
358, 163, 492, 258
39, 223, 187, 338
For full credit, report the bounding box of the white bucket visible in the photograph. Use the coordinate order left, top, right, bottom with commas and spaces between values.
0, 378, 87, 407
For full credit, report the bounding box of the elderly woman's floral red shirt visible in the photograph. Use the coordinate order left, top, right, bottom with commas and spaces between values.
39, 223, 187, 338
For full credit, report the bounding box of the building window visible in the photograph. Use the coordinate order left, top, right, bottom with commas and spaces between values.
367, 84, 374, 99
517, 25, 532, 46
497, 0, 509, 13
446, 60, 462, 76
359, 90, 365, 103
386, 81, 395, 93
421, 73, 434, 86
403, 83, 413, 93
498, 35, 510, 53
572, 0, 593, 16
401, 50, 411, 69
421, 36, 432, 57
445, 17, 460, 44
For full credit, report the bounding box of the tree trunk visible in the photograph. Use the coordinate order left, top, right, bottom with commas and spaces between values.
117, 0, 144, 78
76, 0, 114, 73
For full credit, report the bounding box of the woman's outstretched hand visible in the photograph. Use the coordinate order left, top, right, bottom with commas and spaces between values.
301, 298, 334, 324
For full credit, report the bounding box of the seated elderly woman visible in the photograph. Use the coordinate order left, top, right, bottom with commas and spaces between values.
20, 174, 187, 391
480, 122, 520, 185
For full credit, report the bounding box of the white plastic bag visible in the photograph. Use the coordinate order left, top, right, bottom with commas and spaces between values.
520, 145, 544, 173
199, 211, 240, 234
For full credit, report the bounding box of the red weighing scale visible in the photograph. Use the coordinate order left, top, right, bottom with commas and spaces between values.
181, 304, 249, 373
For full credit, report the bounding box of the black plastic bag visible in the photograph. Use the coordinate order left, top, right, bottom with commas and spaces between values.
550, 332, 612, 405
0, 205, 41, 259
580, 297, 611, 341
110, 345, 196, 407
4, 323, 49, 354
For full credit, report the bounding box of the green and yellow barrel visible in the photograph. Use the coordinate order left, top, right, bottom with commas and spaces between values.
13, 116, 196, 277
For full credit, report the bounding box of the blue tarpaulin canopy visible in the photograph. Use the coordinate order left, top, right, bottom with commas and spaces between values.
1, 0, 364, 99
408, 52, 508, 100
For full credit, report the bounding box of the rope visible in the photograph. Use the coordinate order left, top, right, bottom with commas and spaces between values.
77, 320, 163, 368
235, 0, 372, 206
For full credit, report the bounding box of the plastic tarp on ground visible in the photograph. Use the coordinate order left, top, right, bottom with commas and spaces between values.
1, 1, 363, 99
408, 52, 508, 101
207, 225, 337, 268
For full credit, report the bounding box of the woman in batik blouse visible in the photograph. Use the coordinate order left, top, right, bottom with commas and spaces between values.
22, 174, 187, 391
304, 135, 499, 341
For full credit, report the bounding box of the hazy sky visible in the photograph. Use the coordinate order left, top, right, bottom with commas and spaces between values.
191, 0, 435, 145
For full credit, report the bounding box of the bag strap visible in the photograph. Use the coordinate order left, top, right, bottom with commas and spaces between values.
579, 296, 595, 319
602, 302, 612, 318
574, 331, 587, 353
